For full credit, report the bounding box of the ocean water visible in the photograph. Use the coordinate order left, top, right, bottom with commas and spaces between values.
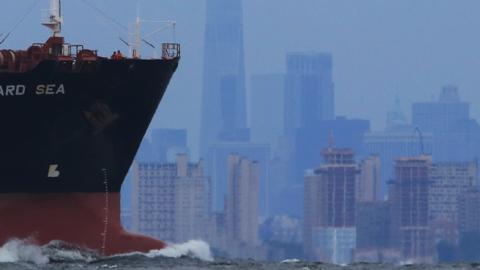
0, 240, 479, 270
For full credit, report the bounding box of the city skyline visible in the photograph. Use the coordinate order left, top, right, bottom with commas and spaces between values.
5, 1, 480, 160
127, 0, 480, 262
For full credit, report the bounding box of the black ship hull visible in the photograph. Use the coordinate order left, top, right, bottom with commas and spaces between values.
0, 58, 179, 255
0, 58, 178, 193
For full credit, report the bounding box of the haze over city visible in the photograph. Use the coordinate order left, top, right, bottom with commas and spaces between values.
5, 1, 480, 158
3, 0, 480, 266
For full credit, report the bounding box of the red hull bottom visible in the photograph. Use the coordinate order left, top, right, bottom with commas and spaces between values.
0, 193, 165, 255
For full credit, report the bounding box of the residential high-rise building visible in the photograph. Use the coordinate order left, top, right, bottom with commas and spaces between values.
224, 154, 261, 258
208, 142, 269, 214
412, 85, 480, 162
458, 189, 480, 235
131, 155, 209, 243
304, 146, 358, 263
390, 156, 432, 262
358, 155, 381, 202
200, 0, 248, 159
250, 74, 285, 148
429, 161, 477, 244
173, 156, 209, 243
123, 130, 191, 225
363, 131, 433, 199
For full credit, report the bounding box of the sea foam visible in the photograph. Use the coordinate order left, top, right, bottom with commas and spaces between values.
0, 238, 214, 264
0, 239, 49, 264
146, 240, 214, 262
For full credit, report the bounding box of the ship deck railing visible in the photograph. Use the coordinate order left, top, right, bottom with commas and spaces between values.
161, 43, 181, 59
31, 42, 98, 59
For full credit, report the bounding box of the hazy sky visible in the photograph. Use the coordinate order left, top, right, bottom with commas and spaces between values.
3, 0, 480, 158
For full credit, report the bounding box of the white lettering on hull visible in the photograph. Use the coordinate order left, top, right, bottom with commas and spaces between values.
0, 85, 26, 96
48, 164, 60, 178
36, 84, 66, 95
0, 84, 67, 96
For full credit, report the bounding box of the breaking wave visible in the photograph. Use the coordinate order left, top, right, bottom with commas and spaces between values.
146, 240, 213, 261
281, 258, 300, 263
0, 239, 48, 264
0, 238, 213, 265
115, 240, 214, 262
0, 240, 477, 270
0, 239, 99, 264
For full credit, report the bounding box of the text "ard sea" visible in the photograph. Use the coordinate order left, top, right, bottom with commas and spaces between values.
0, 84, 66, 96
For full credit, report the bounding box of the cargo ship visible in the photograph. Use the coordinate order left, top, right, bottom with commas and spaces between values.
0, 0, 179, 255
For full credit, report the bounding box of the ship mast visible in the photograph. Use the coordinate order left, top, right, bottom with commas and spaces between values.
42, 0, 63, 37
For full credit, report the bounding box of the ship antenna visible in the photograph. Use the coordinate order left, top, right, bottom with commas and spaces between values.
58, 0, 62, 32
42, 0, 63, 36
131, 4, 142, 58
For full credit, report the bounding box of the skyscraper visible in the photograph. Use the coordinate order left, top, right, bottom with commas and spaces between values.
271, 52, 337, 218
248, 74, 285, 217
284, 52, 335, 138
412, 85, 480, 162
429, 161, 478, 245
390, 156, 432, 262
250, 74, 285, 147
150, 129, 188, 162
200, 0, 248, 159
412, 85, 469, 133
358, 155, 381, 202
458, 189, 480, 235
304, 146, 358, 263
429, 162, 477, 225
